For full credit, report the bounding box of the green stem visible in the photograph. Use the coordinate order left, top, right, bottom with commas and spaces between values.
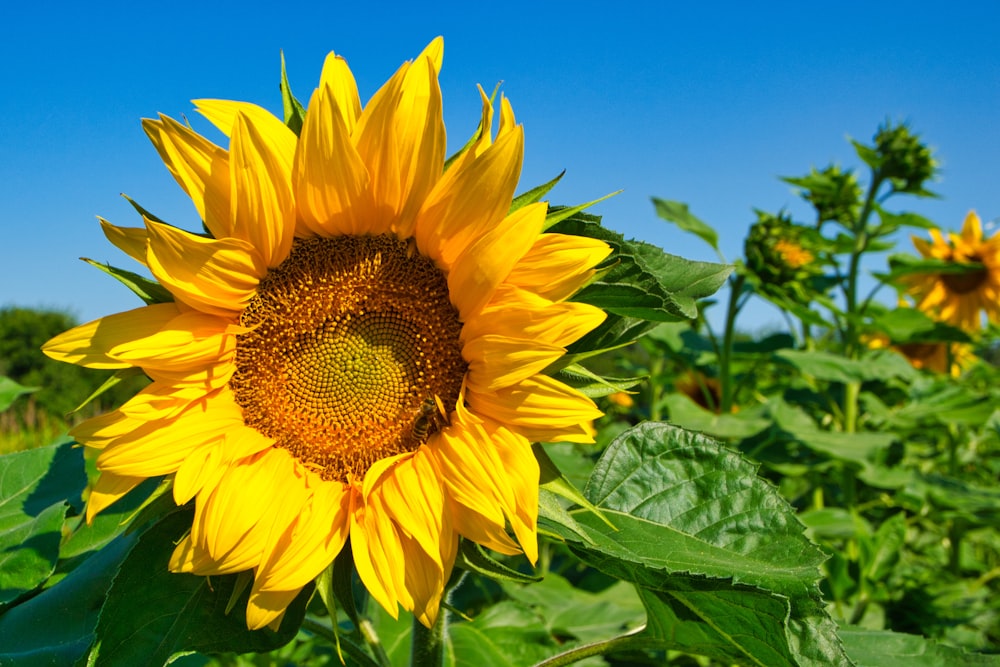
843, 172, 883, 359
648, 354, 665, 422
410, 609, 446, 667
719, 273, 746, 413
534, 632, 662, 667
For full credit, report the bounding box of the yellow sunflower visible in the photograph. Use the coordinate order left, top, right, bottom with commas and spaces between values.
43, 38, 610, 631
903, 211, 1000, 331
867, 333, 974, 377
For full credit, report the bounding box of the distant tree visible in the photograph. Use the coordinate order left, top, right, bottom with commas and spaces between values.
0, 307, 146, 422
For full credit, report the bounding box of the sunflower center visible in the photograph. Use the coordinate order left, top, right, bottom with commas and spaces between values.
941, 253, 988, 295
230, 235, 467, 482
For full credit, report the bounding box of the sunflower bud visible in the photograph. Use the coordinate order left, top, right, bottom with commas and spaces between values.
854, 122, 937, 196
744, 211, 826, 302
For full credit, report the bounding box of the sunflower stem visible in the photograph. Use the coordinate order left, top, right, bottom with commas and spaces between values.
409, 611, 445, 667
719, 273, 746, 414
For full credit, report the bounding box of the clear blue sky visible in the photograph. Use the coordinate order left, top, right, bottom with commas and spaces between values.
3, 2, 998, 331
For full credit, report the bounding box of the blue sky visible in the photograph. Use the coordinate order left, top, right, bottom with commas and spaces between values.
3, 2, 998, 331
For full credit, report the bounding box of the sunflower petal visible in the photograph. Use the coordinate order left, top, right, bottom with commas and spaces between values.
505, 233, 612, 301
229, 112, 295, 266
466, 374, 603, 444
145, 219, 264, 317
294, 83, 373, 236
99, 218, 149, 266
143, 115, 232, 238
447, 202, 546, 317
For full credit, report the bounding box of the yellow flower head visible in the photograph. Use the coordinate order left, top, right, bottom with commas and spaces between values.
43, 39, 610, 630
903, 211, 1000, 331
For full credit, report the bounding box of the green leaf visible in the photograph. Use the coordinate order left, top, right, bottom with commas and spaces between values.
639, 583, 799, 667
550, 213, 732, 323
550, 363, 644, 398
565, 422, 850, 666
81, 258, 173, 306
769, 398, 895, 464
0, 442, 87, 605
0, 534, 136, 666
883, 254, 986, 283
875, 207, 938, 232
533, 444, 613, 531
776, 348, 918, 384
872, 307, 972, 344
651, 197, 719, 252
839, 625, 1000, 666
662, 393, 772, 439
90, 510, 308, 666
279, 51, 306, 136
0, 376, 38, 413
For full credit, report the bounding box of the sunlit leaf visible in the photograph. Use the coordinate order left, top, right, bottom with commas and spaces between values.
0, 442, 86, 605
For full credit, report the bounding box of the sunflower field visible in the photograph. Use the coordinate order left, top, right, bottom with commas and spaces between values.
1, 40, 998, 667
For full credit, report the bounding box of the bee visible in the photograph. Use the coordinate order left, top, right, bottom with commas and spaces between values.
411, 395, 444, 441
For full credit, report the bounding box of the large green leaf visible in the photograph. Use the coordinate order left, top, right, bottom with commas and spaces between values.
90, 510, 308, 666
0, 534, 136, 666
839, 626, 1000, 666
557, 422, 850, 666
768, 399, 895, 465
775, 349, 918, 384
0, 442, 87, 604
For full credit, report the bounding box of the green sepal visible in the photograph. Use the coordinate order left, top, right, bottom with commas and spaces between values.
225, 571, 254, 615
542, 191, 621, 230
533, 443, 615, 531
508, 171, 564, 214
71, 367, 145, 415
81, 258, 173, 306
455, 539, 542, 585
120, 193, 166, 224
280, 51, 306, 136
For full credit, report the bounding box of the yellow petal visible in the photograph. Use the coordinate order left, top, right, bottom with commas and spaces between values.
229, 112, 295, 266
317, 52, 362, 133
365, 47, 446, 238
142, 115, 232, 238
43, 302, 181, 369
350, 489, 404, 618
85, 471, 146, 523
294, 83, 373, 236
145, 219, 264, 317
99, 218, 148, 266
463, 335, 566, 391
447, 202, 546, 318
96, 392, 243, 477
255, 480, 351, 592
466, 375, 603, 444
376, 450, 445, 568
463, 287, 607, 348
415, 126, 524, 268
246, 586, 303, 631
195, 99, 297, 172
505, 233, 612, 301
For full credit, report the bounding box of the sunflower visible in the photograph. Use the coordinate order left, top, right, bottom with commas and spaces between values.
43, 38, 610, 631
903, 211, 1000, 331
866, 333, 974, 377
